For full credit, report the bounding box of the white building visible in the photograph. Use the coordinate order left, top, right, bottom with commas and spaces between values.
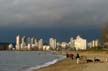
38, 39, 43, 50
88, 42, 92, 48
70, 37, 74, 48
31, 37, 35, 44
49, 38, 57, 50
27, 37, 31, 44
74, 35, 87, 50
61, 42, 67, 49
8, 44, 14, 50
88, 39, 99, 48
92, 40, 95, 47
43, 45, 50, 51
94, 39, 99, 47
16, 35, 21, 50
21, 36, 26, 50
27, 43, 31, 51
35, 39, 38, 47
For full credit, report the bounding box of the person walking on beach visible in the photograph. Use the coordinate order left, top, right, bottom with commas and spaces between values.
76, 53, 80, 64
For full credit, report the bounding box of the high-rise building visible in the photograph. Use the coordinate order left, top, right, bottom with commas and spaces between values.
70, 37, 74, 48
88, 42, 92, 48
16, 35, 21, 50
49, 38, 57, 50
89, 39, 99, 48
74, 35, 87, 50
27, 43, 31, 51
21, 36, 26, 50
31, 37, 35, 44
27, 37, 31, 44
94, 39, 99, 47
92, 40, 95, 47
34, 39, 38, 47
38, 39, 43, 50
57, 42, 60, 47
16, 35, 21, 45
21, 36, 26, 43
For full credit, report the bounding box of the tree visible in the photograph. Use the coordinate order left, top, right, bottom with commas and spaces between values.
101, 23, 108, 47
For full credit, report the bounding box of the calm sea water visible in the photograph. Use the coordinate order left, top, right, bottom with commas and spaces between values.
0, 51, 65, 71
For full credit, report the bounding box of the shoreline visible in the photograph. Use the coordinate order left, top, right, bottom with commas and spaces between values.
32, 52, 108, 71
25, 54, 66, 71
32, 58, 86, 71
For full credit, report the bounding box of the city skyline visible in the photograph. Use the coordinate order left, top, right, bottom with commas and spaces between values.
14, 35, 88, 51
15, 34, 98, 44
7, 34, 98, 51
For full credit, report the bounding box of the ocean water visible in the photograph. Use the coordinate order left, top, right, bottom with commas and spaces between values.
0, 51, 65, 71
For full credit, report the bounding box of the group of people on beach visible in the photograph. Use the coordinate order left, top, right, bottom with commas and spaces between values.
66, 52, 80, 64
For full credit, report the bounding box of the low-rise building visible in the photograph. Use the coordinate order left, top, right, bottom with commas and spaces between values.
8, 44, 14, 50
61, 42, 68, 49
43, 45, 50, 51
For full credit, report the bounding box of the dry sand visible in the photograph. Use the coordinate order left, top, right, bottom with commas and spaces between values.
82, 52, 108, 71
83, 63, 108, 71
33, 52, 108, 71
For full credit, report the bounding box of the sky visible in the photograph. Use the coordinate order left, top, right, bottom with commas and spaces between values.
0, 0, 108, 43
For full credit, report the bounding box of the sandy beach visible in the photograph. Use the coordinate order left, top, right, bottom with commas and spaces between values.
33, 52, 108, 71
33, 58, 85, 71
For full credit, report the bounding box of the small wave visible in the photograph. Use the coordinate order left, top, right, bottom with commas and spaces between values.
23, 56, 66, 71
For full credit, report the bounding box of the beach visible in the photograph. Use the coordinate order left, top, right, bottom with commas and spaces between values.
33, 52, 108, 71
33, 58, 85, 71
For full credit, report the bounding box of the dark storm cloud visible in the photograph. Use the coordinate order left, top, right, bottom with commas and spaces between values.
0, 0, 108, 27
